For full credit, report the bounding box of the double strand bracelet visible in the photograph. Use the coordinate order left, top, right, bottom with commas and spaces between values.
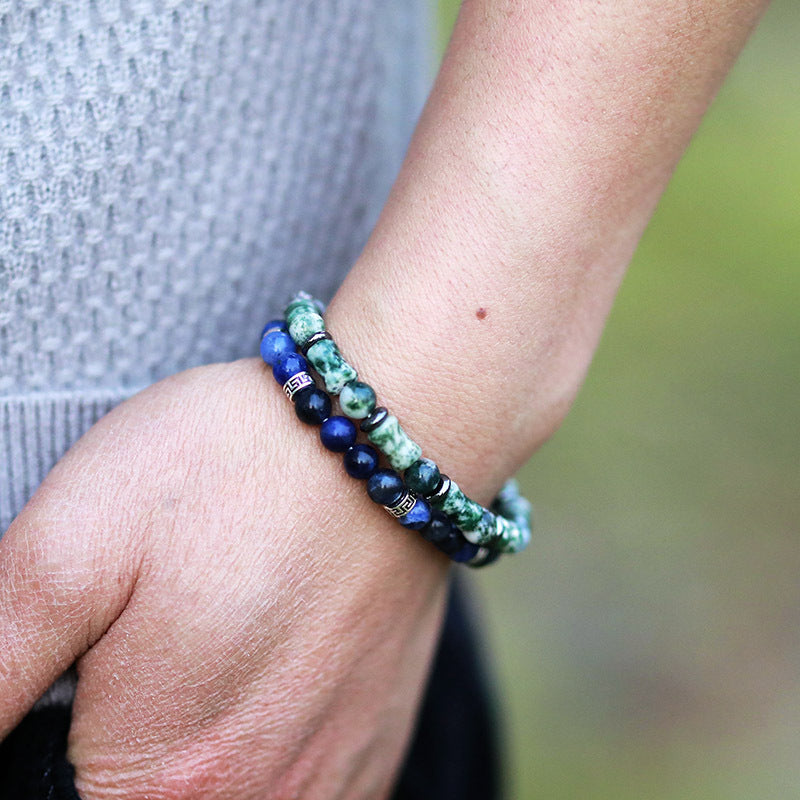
259, 292, 532, 568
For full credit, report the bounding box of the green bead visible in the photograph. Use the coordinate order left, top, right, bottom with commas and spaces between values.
287, 308, 325, 348
454, 498, 484, 531
404, 458, 441, 495
492, 516, 530, 554
306, 338, 358, 394
464, 510, 497, 545
339, 380, 377, 419
284, 295, 318, 320
439, 480, 468, 518
367, 413, 422, 471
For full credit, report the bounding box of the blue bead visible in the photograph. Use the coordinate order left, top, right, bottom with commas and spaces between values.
421, 510, 465, 555
260, 330, 296, 366
398, 497, 432, 530
261, 318, 288, 337
366, 469, 405, 506
420, 510, 453, 544
320, 416, 357, 452
343, 444, 380, 480
451, 541, 481, 563
272, 351, 309, 385
436, 529, 467, 556
294, 386, 331, 425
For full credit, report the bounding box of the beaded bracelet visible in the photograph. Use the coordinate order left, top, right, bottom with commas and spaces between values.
259, 292, 533, 567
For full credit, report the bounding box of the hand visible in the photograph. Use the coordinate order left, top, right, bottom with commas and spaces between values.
0, 358, 450, 799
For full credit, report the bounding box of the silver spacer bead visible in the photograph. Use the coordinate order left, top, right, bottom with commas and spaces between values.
283, 371, 314, 400
426, 475, 451, 504
360, 406, 389, 433
301, 330, 332, 355
385, 491, 417, 518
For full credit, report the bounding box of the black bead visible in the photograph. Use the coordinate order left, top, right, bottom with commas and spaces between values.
366, 468, 405, 506
294, 386, 331, 425
360, 406, 389, 433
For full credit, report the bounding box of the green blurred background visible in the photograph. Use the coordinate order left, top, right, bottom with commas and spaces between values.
435, 2, 800, 797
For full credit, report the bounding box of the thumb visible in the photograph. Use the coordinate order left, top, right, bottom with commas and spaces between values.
0, 459, 142, 739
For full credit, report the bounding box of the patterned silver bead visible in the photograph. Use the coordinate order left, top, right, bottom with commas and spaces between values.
283, 371, 314, 400
385, 491, 417, 518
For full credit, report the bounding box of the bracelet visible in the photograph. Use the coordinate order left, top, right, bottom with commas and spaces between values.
259, 292, 533, 566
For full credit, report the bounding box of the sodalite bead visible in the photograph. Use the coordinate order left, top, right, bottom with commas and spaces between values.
366, 469, 405, 506
451, 541, 480, 563
339, 380, 376, 419
306, 338, 358, 394
398, 497, 432, 530
404, 458, 441, 496
260, 330, 296, 366
272, 351, 309, 385
343, 444, 379, 480
261, 318, 287, 338
421, 510, 464, 556
319, 416, 357, 452
365, 413, 422, 471
420, 510, 452, 545
294, 386, 331, 425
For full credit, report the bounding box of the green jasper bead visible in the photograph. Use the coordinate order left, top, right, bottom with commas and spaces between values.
454, 497, 484, 532
287, 308, 326, 348
404, 458, 441, 495
339, 380, 376, 419
306, 338, 358, 394
464, 510, 497, 545
367, 413, 422, 471
284, 296, 318, 320
439, 480, 468, 518
503, 521, 530, 554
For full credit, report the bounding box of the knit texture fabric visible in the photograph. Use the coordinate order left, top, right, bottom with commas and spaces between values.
0, 0, 433, 532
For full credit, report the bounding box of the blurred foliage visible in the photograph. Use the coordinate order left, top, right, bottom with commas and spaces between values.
437, 1, 800, 798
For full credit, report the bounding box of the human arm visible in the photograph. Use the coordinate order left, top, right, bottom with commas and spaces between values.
0, 1, 768, 798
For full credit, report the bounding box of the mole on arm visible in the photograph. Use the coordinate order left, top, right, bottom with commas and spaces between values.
475, 307, 487, 320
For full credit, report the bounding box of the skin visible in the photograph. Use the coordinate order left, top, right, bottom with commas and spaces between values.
0, 1, 768, 797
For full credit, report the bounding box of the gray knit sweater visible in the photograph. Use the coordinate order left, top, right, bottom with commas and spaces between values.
0, 0, 433, 532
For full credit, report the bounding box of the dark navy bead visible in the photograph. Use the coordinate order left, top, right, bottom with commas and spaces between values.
261, 318, 287, 337
451, 541, 481, 563
343, 444, 380, 480
320, 416, 357, 452
398, 497, 432, 530
405, 458, 441, 496
294, 386, 331, 425
420, 510, 452, 544
260, 330, 296, 366
272, 351, 309, 385
366, 469, 405, 506
435, 528, 466, 556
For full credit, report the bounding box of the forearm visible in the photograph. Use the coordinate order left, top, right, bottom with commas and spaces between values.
325, 0, 766, 504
